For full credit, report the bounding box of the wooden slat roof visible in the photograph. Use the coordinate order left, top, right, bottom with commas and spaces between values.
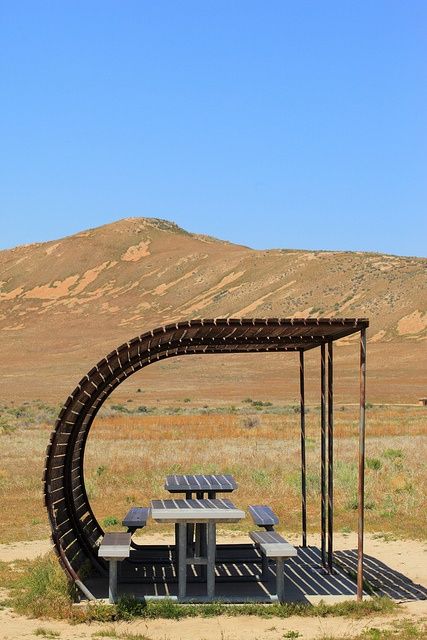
133, 317, 369, 352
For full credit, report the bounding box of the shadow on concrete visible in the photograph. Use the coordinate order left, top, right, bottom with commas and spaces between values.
84, 544, 427, 603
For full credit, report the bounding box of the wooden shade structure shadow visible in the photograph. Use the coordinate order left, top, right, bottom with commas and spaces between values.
43, 317, 368, 601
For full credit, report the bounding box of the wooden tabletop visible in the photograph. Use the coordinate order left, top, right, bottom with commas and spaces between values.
165, 474, 237, 493
150, 498, 245, 523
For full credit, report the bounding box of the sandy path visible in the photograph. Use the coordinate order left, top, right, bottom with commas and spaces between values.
0, 539, 52, 562
0, 533, 426, 640
0, 602, 425, 640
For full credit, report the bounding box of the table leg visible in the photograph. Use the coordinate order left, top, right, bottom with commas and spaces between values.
178, 522, 187, 600
195, 522, 201, 556
174, 523, 179, 550
207, 521, 216, 600
203, 492, 215, 580
194, 491, 204, 576
200, 523, 207, 579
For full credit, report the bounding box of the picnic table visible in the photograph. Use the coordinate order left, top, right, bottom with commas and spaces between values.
165, 474, 238, 562
151, 498, 245, 600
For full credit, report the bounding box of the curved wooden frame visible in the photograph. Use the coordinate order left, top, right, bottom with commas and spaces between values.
43, 317, 368, 598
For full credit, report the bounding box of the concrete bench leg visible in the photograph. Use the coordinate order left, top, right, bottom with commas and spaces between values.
108, 560, 118, 604
275, 557, 285, 602
178, 522, 187, 601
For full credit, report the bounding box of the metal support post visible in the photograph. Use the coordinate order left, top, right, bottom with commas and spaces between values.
300, 350, 307, 547
320, 343, 327, 568
327, 341, 334, 573
357, 329, 367, 600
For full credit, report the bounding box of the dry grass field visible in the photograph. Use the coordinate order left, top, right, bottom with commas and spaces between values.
0, 403, 425, 544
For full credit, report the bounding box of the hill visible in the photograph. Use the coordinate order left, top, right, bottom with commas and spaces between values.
0, 217, 426, 403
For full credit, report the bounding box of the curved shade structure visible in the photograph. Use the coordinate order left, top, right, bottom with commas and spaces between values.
43, 317, 368, 588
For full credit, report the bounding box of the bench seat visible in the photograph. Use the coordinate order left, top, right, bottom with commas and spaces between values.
248, 505, 279, 530
250, 530, 297, 558
98, 533, 131, 604
122, 507, 150, 531
249, 530, 297, 602
98, 532, 131, 559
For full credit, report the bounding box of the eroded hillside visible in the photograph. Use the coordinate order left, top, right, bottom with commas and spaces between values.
0, 217, 426, 402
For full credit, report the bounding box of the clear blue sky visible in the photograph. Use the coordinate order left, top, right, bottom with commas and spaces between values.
1, 1, 426, 256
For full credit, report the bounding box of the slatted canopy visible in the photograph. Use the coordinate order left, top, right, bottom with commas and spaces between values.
43, 317, 368, 598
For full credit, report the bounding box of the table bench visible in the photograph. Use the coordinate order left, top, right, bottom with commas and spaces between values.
250, 530, 297, 602
248, 505, 279, 531
98, 532, 131, 603
122, 506, 150, 533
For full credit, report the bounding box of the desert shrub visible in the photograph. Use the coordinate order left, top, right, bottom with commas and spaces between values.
251, 469, 271, 487
85, 477, 97, 499
380, 494, 398, 518
346, 496, 359, 511
12, 553, 74, 619
335, 460, 357, 492
111, 404, 131, 414
102, 516, 119, 527
72, 601, 116, 623
116, 594, 148, 619
306, 471, 321, 497
80, 596, 397, 622
34, 628, 60, 638
0, 417, 16, 435
383, 448, 403, 461
345, 496, 375, 511
366, 458, 382, 471
361, 620, 426, 639
242, 415, 260, 429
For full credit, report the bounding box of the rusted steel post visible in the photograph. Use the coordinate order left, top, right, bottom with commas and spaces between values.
357, 328, 367, 600
327, 341, 334, 573
299, 350, 307, 547
320, 343, 327, 568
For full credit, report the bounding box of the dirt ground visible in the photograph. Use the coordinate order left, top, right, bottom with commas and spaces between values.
0, 533, 426, 640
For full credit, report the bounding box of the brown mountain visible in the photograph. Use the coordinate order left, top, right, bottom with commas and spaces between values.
1, 217, 426, 404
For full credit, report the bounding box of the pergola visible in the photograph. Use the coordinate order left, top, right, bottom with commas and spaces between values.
44, 317, 368, 601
